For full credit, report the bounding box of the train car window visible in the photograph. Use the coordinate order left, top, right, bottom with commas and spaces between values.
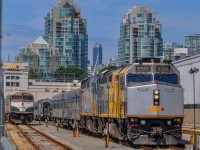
154, 73, 178, 84
127, 73, 153, 83
67, 102, 70, 108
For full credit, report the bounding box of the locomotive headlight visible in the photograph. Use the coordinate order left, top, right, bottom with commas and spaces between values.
154, 95, 159, 99
154, 90, 159, 95
141, 120, 146, 125
167, 120, 172, 125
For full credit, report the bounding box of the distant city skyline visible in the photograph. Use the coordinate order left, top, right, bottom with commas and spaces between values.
3, 0, 200, 63
93, 43, 102, 67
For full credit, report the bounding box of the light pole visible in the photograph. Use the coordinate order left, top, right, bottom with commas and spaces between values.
189, 67, 199, 148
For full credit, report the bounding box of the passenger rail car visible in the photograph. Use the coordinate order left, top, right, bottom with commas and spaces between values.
50, 89, 81, 128
5, 91, 34, 124
33, 98, 51, 121
34, 58, 184, 145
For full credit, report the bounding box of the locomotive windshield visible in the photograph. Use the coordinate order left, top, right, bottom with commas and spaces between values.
11, 95, 22, 100
127, 73, 153, 83
23, 95, 34, 101
154, 73, 178, 84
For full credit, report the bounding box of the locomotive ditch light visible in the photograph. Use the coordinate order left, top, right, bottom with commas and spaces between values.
154, 100, 159, 106
154, 95, 159, 99
154, 90, 159, 95
153, 90, 160, 106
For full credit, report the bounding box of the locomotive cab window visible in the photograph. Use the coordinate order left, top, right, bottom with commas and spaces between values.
127, 73, 153, 83
154, 73, 178, 84
11, 95, 22, 100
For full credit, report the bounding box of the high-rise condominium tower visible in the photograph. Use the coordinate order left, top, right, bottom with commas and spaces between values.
44, 0, 88, 72
118, 6, 163, 66
185, 34, 200, 56
93, 43, 102, 67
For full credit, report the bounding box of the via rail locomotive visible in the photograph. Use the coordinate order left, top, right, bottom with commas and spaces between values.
5, 90, 34, 124
34, 58, 184, 145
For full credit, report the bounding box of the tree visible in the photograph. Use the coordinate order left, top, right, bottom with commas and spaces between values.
55, 66, 87, 81
28, 68, 39, 79
99, 65, 117, 73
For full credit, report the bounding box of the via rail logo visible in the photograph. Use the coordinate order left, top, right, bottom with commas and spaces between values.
148, 106, 165, 112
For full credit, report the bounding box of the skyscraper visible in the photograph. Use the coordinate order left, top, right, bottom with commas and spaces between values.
118, 6, 163, 66
185, 34, 200, 56
44, 0, 88, 72
18, 36, 52, 77
93, 43, 102, 67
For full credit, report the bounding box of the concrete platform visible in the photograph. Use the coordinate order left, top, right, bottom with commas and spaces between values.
31, 123, 135, 150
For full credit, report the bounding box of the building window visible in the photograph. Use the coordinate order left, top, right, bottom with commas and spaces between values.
11, 76, 15, 79
16, 82, 20, 87
16, 76, 20, 80
6, 76, 10, 79
11, 82, 15, 87
6, 82, 10, 86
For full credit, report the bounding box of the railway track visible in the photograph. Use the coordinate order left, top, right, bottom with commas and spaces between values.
139, 145, 185, 150
182, 126, 200, 134
16, 124, 72, 150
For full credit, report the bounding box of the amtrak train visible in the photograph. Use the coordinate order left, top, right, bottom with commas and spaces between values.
34, 58, 184, 145
5, 90, 34, 124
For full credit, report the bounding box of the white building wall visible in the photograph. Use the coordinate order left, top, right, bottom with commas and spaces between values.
28, 79, 81, 101
3, 62, 81, 102
173, 54, 200, 104
3, 62, 29, 98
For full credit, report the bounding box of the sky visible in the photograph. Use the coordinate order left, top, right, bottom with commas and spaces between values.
2, 0, 200, 63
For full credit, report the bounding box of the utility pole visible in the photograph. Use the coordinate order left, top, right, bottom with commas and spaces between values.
0, 0, 5, 143
189, 67, 199, 150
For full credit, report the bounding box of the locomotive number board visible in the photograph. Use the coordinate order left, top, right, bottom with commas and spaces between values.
136, 65, 151, 72
156, 66, 170, 72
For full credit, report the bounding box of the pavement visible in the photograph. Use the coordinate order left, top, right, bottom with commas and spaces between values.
31, 122, 135, 150
30, 122, 200, 150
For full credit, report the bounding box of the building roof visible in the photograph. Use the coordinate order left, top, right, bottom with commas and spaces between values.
32, 36, 49, 45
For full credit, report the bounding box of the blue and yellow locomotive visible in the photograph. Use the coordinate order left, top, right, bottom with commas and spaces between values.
34, 58, 184, 145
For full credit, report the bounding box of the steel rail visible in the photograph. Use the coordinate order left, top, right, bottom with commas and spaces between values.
28, 125, 72, 150
16, 125, 71, 150
168, 146, 185, 150
139, 146, 154, 150
15, 125, 39, 150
